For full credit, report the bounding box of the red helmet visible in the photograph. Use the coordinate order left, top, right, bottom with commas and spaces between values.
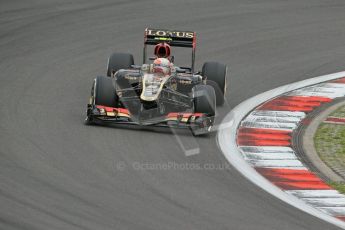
154, 43, 171, 58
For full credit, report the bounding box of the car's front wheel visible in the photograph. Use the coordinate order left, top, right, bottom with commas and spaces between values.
93, 76, 118, 107
86, 76, 118, 125
202, 61, 227, 106
193, 85, 216, 116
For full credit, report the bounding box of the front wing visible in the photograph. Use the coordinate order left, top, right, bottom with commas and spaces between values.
86, 104, 214, 135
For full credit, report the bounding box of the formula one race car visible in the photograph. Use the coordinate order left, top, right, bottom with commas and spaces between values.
86, 28, 227, 135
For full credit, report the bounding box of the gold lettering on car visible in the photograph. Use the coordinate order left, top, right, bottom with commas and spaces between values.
179, 80, 192, 84
171, 82, 177, 90
125, 75, 139, 81
147, 29, 194, 38
156, 30, 166, 36
175, 32, 184, 37
185, 32, 194, 38
147, 29, 154, 36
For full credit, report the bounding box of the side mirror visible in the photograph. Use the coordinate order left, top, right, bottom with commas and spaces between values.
130, 65, 142, 69
176, 67, 187, 73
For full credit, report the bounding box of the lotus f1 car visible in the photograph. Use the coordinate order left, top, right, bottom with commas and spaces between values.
86, 28, 227, 135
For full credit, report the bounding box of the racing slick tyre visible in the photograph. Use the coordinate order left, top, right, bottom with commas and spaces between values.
193, 85, 216, 116
202, 62, 227, 106
106, 53, 134, 77
94, 76, 118, 107
85, 76, 117, 125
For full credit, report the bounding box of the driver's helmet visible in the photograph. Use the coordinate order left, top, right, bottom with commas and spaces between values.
153, 58, 172, 75
154, 43, 171, 58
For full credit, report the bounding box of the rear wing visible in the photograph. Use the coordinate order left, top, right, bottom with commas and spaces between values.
143, 28, 196, 71
144, 28, 196, 48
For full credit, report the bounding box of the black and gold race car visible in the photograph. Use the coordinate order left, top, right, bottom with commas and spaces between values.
86, 28, 227, 135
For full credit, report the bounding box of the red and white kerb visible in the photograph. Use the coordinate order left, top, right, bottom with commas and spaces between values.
236, 77, 345, 221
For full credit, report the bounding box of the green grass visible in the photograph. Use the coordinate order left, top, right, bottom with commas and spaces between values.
314, 105, 345, 194
328, 182, 345, 194
330, 105, 345, 118
315, 124, 345, 156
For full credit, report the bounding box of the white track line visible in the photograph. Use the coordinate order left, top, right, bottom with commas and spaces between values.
242, 152, 297, 160
251, 110, 306, 118
217, 71, 345, 229
240, 121, 297, 130
287, 190, 345, 198
244, 114, 302, 124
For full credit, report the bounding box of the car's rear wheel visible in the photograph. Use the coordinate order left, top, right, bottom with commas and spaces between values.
107, 53, 134, 77
193, 85, 216, 116
202, 62, 227, 106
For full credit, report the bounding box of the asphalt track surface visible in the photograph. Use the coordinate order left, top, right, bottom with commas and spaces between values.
1, 0, 345, 229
